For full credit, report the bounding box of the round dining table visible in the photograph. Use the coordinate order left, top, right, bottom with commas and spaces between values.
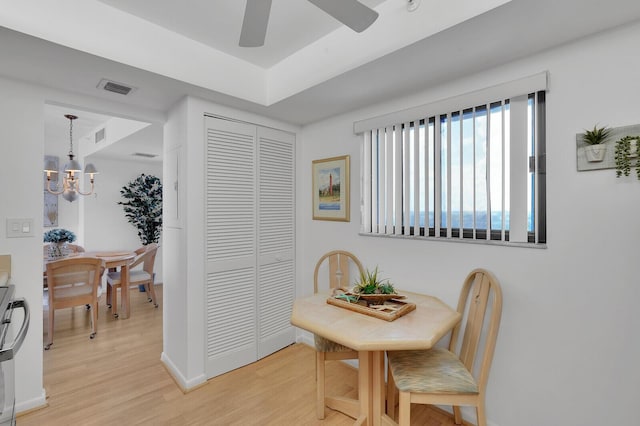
44, 251, 136, 319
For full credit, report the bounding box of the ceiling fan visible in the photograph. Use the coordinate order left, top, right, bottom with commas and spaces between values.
239, 0, 379, 47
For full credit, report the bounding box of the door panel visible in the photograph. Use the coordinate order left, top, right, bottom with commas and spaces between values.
257, 127, 296, 359
205, 118, 257, 378
205, 118, 295, 377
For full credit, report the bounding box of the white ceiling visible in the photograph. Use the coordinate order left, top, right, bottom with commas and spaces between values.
3, 0, 640, 162
45, 105, 112, 149
1, 0, 515, 107
96, 0, 387, 68
45, 104, 161, 164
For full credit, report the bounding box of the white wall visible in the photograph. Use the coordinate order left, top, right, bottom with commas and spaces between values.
161, 98, 189, 387
83, 155, 163, 284
297, 22, 640, 426
0, 77, 47, 411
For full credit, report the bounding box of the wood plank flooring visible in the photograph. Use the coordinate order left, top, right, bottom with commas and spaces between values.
19, 285, 464, 425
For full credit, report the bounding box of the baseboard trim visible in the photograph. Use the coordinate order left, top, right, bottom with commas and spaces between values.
296, 331, 314, 347
15, 388, 47, 416
160, 351, 206, 393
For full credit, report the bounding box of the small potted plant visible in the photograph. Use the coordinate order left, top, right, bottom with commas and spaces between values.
43, 228, 76, 259
614, 135, 640, 179
351, 267, 397, 305
581, 125, 612, 162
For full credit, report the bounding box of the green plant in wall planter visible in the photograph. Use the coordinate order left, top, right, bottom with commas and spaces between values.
119, 174, 163, 245
614, 135, 640, 179
581, 125, 612, 162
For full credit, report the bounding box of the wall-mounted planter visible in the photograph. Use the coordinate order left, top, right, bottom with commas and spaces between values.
577, 123, 640, 173
584, 144, 607, 162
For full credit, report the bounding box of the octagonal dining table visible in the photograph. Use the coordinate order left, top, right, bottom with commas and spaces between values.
291, 290, 461, 426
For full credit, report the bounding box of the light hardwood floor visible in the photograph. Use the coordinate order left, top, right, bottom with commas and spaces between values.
19, 286, 465, 425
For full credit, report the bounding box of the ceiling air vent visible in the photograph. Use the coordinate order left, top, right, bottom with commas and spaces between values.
132, 152, 158, 159
97, 78, 137, 96
95, 128, 105, 144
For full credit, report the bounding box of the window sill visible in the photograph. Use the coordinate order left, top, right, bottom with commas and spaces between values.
358, 232, 547, 249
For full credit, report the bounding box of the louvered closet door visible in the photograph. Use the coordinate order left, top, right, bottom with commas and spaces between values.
257, 127, 296, 358
205, 118, 257, 378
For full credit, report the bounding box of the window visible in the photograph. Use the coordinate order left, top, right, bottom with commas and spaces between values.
356, 74, 547, 246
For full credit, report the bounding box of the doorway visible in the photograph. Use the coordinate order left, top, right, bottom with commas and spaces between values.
43, 102, 164, 350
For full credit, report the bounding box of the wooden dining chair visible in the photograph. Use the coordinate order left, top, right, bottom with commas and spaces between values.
45, 256, 105, 350
106, 243, 159, 318
43, 244, 85, 288
66, 244, 85, 253
386, 268, 503, 426
313, 250, 365, 419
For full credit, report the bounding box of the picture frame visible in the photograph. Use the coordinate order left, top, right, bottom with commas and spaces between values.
43, 155, 59, 228
44, 191, 58, 227
312, 155, 350, 221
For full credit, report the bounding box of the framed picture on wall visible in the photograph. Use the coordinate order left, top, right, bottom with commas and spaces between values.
312, 155, 350, 221
43, 155, 59, 227
44, 192, 58, 227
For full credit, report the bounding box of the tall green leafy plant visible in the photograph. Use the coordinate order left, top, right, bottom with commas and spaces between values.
118, 174, 163, 245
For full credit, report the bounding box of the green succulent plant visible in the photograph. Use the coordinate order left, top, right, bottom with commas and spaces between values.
352, 267, 396, 295
582, 125, 612, 145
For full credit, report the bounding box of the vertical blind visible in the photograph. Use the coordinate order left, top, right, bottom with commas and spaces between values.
355, 73, 548, 245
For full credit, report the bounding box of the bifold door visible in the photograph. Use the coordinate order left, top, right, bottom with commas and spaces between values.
205, 117, 295, 378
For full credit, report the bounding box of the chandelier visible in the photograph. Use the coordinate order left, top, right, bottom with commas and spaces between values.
44, 114, 99, 202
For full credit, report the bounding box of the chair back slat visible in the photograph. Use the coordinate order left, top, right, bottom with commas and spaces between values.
46, 257, 104, 305
314, 250, 364, 293
328, 253, 348, 289
448, 268, 503, 393
141, 244, 159, 275
458, 272, 490, 371
129, 243, 159, 272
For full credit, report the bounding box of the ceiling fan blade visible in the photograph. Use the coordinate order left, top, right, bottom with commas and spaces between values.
239, 0, 273, 47
308, 0, 379, 33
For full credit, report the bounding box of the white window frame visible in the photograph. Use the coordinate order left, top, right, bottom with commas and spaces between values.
354, 73, 548, 246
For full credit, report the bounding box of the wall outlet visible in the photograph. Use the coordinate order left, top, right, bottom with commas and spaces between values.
6, 218, 34, 238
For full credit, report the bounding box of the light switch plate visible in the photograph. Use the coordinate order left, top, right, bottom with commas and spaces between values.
6, 218, 34, 238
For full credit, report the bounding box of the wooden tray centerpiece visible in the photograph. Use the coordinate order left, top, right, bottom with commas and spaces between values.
327, 293, 415, 322
325, 267, 416, 321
